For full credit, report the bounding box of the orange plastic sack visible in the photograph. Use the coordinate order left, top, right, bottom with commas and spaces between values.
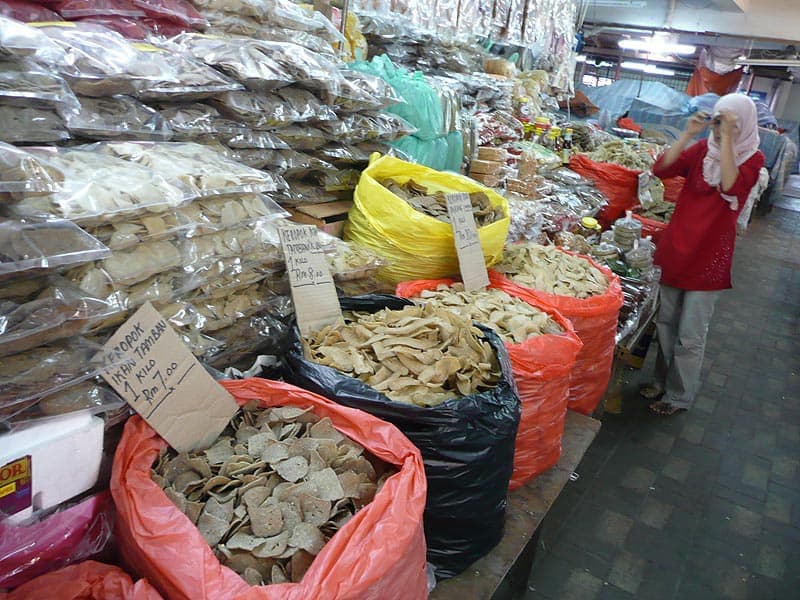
110, 379, 428, 600
395, 278, 582, 489
632, 212, 668, 243
488, 254, 623, 416
570, 154, 640, 227
0, 561, 162, 600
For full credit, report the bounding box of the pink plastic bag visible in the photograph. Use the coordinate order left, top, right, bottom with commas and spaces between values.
0, 561, 162, 600
111, 379, 429, 600
131, 0, 206, 29
75, 16, 151, 39
0, 1, 60, 21
54, 0, 144, 18
0, 492, 114, 589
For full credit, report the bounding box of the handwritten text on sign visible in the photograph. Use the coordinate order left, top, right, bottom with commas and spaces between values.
446, 192, 490, 292
279, 225, 342, 336
100, 302, 237, 453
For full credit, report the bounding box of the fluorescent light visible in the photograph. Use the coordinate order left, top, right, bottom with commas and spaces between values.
736, 58, 800, 67
619, 38, 695, 55
621, 61, 675, 76
592, 0, 647, 6
577, 54, 587, 62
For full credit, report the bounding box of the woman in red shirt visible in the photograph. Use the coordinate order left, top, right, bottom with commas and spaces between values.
644, 94, 766, 416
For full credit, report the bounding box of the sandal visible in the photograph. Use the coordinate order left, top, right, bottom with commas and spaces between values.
639, 384, 664, 400
649, 401, 687, 416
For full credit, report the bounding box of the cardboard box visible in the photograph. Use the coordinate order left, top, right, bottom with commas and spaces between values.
477, 147, 508, 162
469, 158, 504, 176
287, 200, 354, 239
469, 172, 504, 188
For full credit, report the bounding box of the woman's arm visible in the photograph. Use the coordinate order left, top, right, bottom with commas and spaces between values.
717, 111, 739, 193
658, 113, 709, 169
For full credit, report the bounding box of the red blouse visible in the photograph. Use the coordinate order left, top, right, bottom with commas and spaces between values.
652, 139, 765, 291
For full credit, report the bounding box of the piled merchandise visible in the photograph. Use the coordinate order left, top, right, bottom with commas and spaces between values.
493, 244, 623, 415
395, 279, 582, 489
0, 1, 646, 595
285, 296, 521, 579
113, 378, 429, 599
469, 146, 510, 188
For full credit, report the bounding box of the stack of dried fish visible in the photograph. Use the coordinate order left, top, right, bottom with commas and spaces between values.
585, 140, 653, 171
303, 304, 501, 407
495, 244, 609, 298
379, 178, 504, 226
152, 404, 393, 586
637, 199, 675, 223
411, 284, 562, 343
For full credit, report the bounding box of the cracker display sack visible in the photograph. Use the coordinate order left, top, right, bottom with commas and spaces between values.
111, 378, 428, 600
345, 154, 509, 284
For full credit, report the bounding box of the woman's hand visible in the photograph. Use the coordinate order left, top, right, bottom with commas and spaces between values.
685, 112, 710, 137
716, 110, 740, 139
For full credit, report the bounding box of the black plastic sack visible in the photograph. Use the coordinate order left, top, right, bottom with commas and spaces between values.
284, 294, 521, 579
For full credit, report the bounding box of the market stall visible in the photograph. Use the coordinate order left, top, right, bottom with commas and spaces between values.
0, 0, 743, 597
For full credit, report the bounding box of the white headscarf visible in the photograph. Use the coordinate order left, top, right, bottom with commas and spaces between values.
702, 93, 761, 210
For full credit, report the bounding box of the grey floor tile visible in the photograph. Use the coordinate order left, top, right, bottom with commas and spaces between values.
517, 206, 800, 600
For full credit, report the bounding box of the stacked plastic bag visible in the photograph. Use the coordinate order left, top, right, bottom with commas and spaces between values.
350, 55, 464, 172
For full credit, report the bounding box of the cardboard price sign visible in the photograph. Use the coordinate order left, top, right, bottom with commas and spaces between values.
279, 224, 342, 336
100, 303, 238, 453
638, 171, 654, 208
446, 192, 489, 292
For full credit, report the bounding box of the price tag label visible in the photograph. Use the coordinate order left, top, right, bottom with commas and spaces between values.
638, 171, 654, 208
0, 456, 32, 517
279, 225, 342, 336
100, 303, 238, 453
446, 193, 489, 292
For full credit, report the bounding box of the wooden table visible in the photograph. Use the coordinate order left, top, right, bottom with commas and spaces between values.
430, 410, 601, 600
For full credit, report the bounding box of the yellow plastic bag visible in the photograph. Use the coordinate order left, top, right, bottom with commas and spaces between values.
344, 154, 510, 284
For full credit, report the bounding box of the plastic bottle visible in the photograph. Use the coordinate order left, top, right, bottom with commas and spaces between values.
561, 127, 573, 166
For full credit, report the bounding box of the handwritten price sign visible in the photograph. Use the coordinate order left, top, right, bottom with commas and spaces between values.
279, 224, 342, 336
446, 193, 489, 292
100, 303, 237, 452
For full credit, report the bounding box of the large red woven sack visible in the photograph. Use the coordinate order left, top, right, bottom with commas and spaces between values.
111, 378, 428, 600
489, 254, 623, 416
395, 278, 582, 489
570, 154, 641, 227
0, 561, 162, 600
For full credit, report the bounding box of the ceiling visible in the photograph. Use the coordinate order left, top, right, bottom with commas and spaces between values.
579, 0, 800, 79
582, 0, 800, 45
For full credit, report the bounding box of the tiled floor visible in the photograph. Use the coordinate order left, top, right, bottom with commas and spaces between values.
525, 203, 800, 600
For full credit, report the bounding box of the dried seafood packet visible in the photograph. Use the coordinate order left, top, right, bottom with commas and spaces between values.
66, 95, 173, 141
158, 103, 248, 142
0, 59, 80, 116
151, 403, 395, 585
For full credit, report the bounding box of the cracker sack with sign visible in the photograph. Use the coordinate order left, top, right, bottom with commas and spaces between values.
345, 154, 510, 284
284, 294, 520, 579
492, 245, 623, 416
396, 278, 583, 489
110, 378, 428, 600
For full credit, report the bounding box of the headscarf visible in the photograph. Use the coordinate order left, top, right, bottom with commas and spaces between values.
702, 93, 761, 209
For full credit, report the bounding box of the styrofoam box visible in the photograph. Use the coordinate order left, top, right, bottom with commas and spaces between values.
0, 412, 104, 523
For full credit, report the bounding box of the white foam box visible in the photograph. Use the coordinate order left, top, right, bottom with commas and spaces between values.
0, 411, 104, 523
